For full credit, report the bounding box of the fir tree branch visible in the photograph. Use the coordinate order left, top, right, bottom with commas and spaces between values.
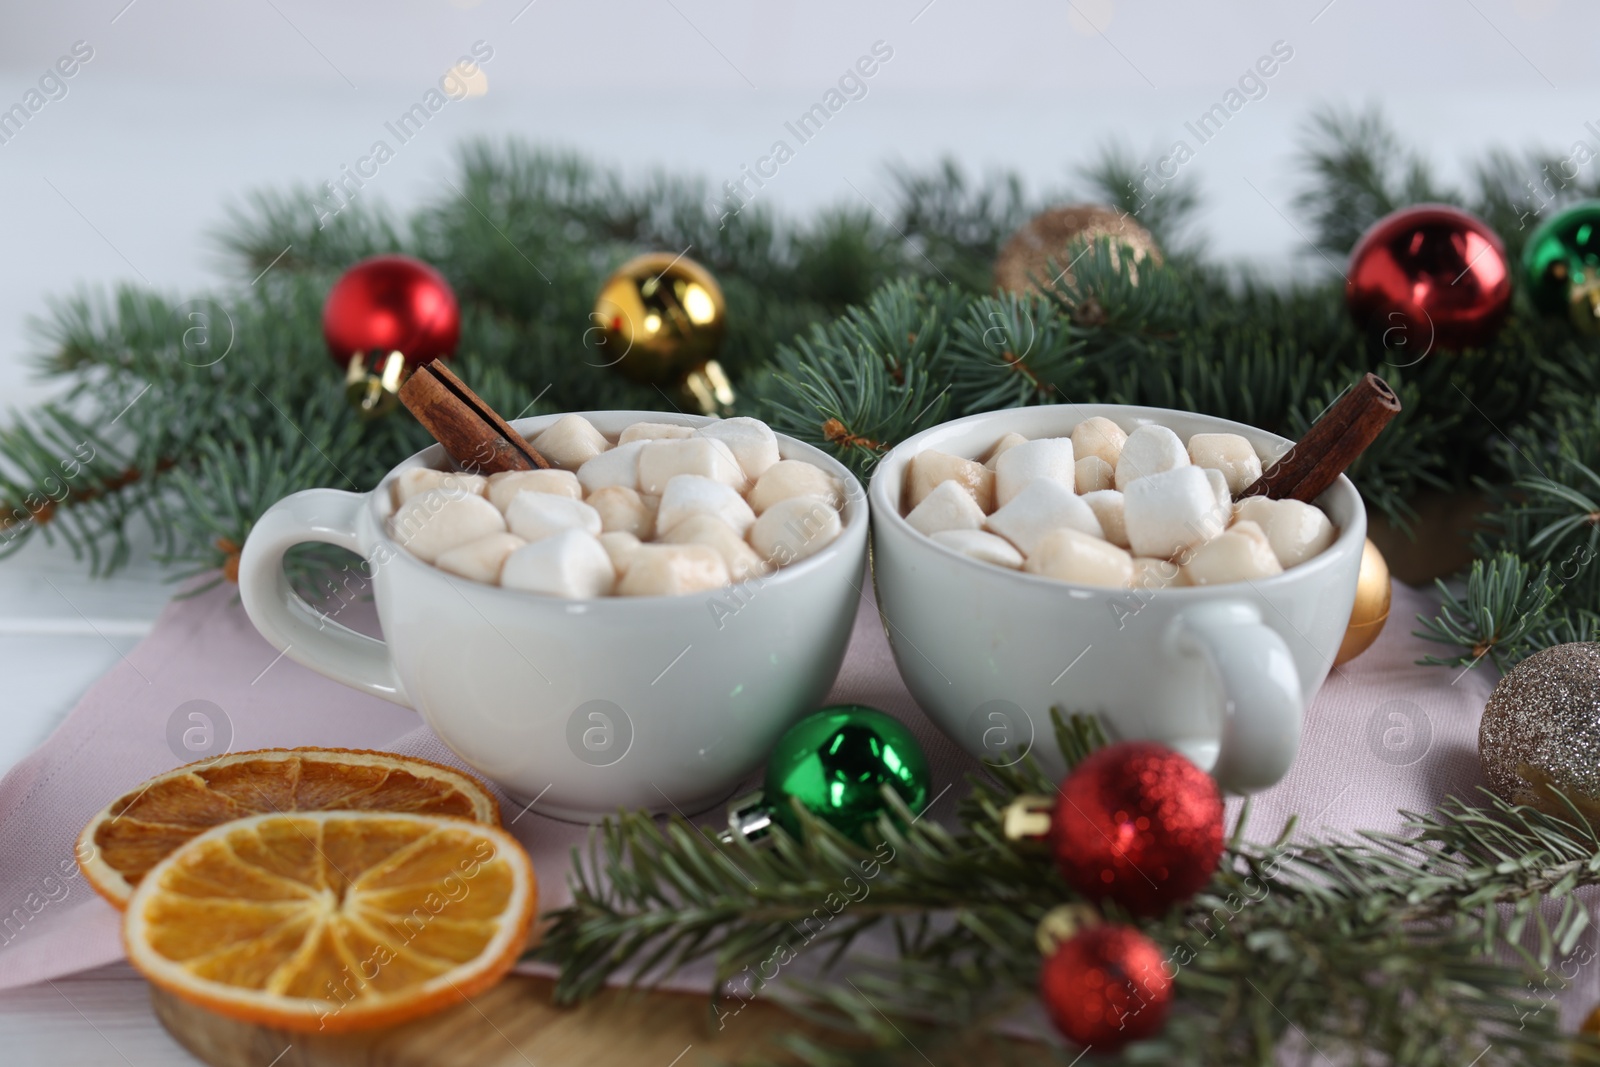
4, 126, 1600, 668
538, 715, 1600, 1065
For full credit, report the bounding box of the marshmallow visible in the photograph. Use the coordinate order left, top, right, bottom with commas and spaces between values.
905, 450, 995, 513
1188, 433, 1263, 496
983, 432, 1029, 471
504, 492, 603, 542
533, 415, 610, 470
576, 439, 646, 494
586, 485, 657, 540
661, 514, 771, 581
1025, 528, 1134, 588
1231, 497, 1273, 528
1181, 521, 1283, 586
985, 479, 1103, 557
1081, 489, 1129, 549
486, 469, 582, 512
905, 479, 987, 537
616, 543, 730, 596
598, 531, 642, 577
1114, 424, 1189, 491
1203, 468, 1231, 515
618, 421, 695, 444
1122, 466, 1226, 560
750, 495, 844, 565
1131, 556, 1182, 590
434, 532, 526, 585
747, 460, 841, 515
656, 475, 757, 537
390, 490, 506, 564
929, 528, 1024, 569
994, 438, 1075, 507
1072, 417, 1127, 468
1230, 517, 1273, 550
638, 437, 747, 495
694, 417, 781, 481
1233, 497, 1337, 569
392, 468, 487, 507
1075, 455, 1114, 493
501, 529, 616, 598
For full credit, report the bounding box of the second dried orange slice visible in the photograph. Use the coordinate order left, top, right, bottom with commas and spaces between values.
78, 748, 500, 908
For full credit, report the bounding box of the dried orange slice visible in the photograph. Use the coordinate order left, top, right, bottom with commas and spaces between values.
78, 748, 500, 908
123, 810, 536, 1033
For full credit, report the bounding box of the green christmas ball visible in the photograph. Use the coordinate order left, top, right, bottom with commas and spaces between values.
763, 705, 931, 843
1524, 201, 1600, 335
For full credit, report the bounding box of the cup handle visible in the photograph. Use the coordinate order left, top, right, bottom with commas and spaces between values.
238, 488, 410, 707
1166, 600, 1302, 793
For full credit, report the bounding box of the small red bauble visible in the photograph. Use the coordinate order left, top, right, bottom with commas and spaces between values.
1040, 923, 1172, 1050
323, 254, 460, 367
1345, 204, 1511, 354
323, 255, 460, 416
1052, 741, 1224, 917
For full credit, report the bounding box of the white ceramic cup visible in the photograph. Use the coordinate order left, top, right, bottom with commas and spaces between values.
868, 404, 1366, 793
238, 411, 869, 822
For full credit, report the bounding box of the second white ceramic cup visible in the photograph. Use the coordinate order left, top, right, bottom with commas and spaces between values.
868, 404, 1366, 793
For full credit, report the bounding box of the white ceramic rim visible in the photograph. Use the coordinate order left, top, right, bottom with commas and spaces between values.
367, 411, 868, 607
868, 403, 1367, 597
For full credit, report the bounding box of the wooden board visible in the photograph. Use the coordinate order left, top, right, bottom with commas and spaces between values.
153, 975, 1052, 1067
153, 976, 805, 1067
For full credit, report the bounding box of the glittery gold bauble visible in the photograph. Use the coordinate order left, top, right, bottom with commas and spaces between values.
591, 252, 732, 414
994, 204, 1162, 298
1478, 643, 1600, 817
1334, 539, 1392, 666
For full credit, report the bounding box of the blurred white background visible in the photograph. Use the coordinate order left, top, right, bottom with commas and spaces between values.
1, 0, 1597, 413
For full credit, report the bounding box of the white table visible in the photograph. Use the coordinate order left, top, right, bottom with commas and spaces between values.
0, 535, 203, 1065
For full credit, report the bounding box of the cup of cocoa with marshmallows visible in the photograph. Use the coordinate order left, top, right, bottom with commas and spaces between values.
868, 404, 1367, 793
238, 411, 867, 822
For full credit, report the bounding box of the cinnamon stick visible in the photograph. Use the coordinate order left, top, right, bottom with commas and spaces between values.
398, 363, 549, 474
1239, 373, 1400, 504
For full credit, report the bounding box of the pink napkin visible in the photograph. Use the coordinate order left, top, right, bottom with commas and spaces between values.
0, 578, 966, 991
1, 578, 1566, 1020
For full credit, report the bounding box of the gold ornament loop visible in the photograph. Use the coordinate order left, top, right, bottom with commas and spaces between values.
1001, 794, 1054, 841
1035, 904, 1102, 956
684, 359, 735, 416
1569, 281, 1600, 335
344, 351, 409, 420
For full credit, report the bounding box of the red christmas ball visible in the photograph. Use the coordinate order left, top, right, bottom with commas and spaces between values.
1345, 204, 1511, 354
1052, 742, 1223, 917
1040, 923, 1172, 1050
323, 255, 460, 368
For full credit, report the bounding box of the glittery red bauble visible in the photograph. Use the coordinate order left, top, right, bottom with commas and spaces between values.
322, 255, 460, 368
1345, 204, 1511, 353
1040, 923, 1172, 1050
1053, 742, 1224, 917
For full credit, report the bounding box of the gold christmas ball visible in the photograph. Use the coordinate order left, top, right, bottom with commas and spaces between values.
1334, 539, 1391, 667
1479, 643, 1600, 818
994, 204, 1162, 298
591, 252, 731, 413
